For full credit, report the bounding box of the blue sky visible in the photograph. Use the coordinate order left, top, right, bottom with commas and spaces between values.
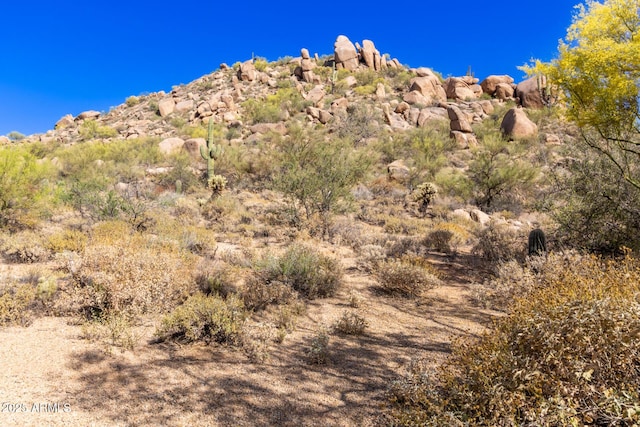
0, 0, 580, 136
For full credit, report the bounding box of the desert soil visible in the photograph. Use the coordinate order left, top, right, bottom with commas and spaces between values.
0, 250, 498, 427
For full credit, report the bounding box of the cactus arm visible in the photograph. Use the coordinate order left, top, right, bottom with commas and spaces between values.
200, 143, 209, 161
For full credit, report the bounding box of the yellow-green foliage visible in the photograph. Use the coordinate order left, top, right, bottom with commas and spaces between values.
425, 222, 471, 254
386, 251, 640, 426
467, 135, 538, 209
155, 293, 247, 345
125, 96, 140, 107
242, 87, 309, 124
522, 0, 640, 190
55, 137, 161, 183
253, 58, 269, 72
0, 282, 36, 326
79, 119, 118, 140
0, 145, 57, 228
46, 229, 88, 253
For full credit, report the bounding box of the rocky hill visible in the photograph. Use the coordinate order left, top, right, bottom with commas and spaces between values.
10, 35, 545, 149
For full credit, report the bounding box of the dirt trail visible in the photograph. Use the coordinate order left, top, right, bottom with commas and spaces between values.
0, 252, 498, 427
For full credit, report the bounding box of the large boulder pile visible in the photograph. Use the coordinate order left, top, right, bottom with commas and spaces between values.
333, 35, 402, 71
23, 33, 555, 151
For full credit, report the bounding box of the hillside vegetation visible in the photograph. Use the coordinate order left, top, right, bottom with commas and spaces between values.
1, 1, 639, 423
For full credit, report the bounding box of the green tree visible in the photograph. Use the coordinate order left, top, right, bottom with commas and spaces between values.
523, 0, 640, 251
523, 0, 639, 188
274, 126, 371, 237
467, 136, 538, 210
0, 146, 54, 228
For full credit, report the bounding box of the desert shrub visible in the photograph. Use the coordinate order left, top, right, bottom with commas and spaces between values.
7, 131, 26, 141
382, 67, 414, 90
347, 289, 365, 308
178, 225, 217, 255
550, 150, 640, 254
78, 119, 118, 140
424, 222, 471, 254
386, 251, 640, 426
241, 274, 297, 311
433, 167, 473, 202
306, 326, 330, 365
195, 260, 239, 298
254, 243, 343, 300
0, 282, 37, 326
81, 311, 138, 350
242, 88, 309, 124
471, 221, 526, 270
385, 236, 421, 259
125, 95, 140, 107
375, 255, 442, 298
333, 310, 368, 336
0, 230, 50, 263
242, 323, 273, 363
273, 300, 306, 333
330, 103, 383, 145
383, 216, 422, 235
253, 57, 269, 72
158, 152, 202, 194
67, 235, 197, 319
55, 137, 161, 183
216, 142, 277, 189
471, 258, 537, 311
46, 229, 88, 253
154, 293, 247, 345
64, 179, 153, 230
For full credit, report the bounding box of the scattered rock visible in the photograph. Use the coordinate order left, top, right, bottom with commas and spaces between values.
76, 110, 100, 121
159, 137, 185, 155
500, 107, 538, 139
158, 98, 175, 117
55, 114, 75, 130
516, 76, 545, 108
387, 160, 411, 183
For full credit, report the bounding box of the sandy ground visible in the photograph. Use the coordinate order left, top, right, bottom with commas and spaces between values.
0, 252, 498, 427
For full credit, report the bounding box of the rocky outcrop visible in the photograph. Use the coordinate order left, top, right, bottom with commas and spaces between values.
55, 114, 75, 130
480, 75, 514, 95
443, 76, 482, 101
406, 68, 447, 105
359, 39, 381, 71
76, 110, 100, 121
334, 36, 359, 71
237, 60, 257, 82
448, 104, 477, 148
298, 48, 319, 83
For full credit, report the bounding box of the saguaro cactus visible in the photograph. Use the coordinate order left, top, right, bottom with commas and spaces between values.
528, 228, 547, 257
199, 119, 226, 194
